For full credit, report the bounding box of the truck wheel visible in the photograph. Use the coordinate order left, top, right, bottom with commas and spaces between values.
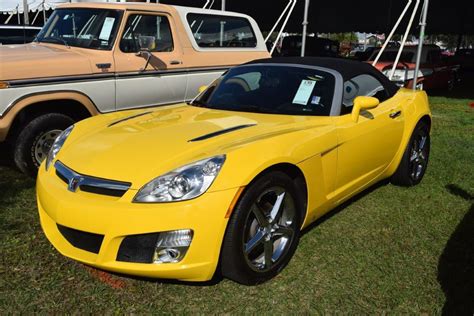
13, 113, 74, 176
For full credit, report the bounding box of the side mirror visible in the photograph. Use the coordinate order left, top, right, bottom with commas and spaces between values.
198, 85, 208, 94
351, 96, 379, 122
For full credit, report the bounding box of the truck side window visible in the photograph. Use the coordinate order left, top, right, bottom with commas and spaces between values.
120, 14, 173, 53
341, 74, 388, 115
186, 13, 257, 48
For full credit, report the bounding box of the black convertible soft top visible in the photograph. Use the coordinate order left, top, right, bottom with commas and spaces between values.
246, 57, 399, 97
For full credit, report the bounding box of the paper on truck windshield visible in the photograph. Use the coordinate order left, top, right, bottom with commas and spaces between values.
99, 17, 115, 41
292, 80, 316, 105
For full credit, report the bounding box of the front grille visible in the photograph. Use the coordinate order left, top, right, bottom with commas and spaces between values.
55, 161, 131, 197
116, 233, 160, 263
57, 224, 104, 254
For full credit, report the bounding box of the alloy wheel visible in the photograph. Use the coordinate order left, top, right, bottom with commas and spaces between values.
409, 132, 428, 181
242, 186, 296, 272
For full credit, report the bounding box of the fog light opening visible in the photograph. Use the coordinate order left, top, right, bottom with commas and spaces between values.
153, 229, 193, 264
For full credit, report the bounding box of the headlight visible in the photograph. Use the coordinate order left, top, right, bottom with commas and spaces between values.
134, 155, 226, 203
45, 125, 74, 171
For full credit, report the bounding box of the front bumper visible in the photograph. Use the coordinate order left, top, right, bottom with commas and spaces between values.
37, 164, 238, 282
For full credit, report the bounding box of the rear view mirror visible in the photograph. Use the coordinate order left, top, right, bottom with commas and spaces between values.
351, 96, 379, 122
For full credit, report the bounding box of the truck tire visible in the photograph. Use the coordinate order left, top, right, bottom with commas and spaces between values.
13, 113, 75, 176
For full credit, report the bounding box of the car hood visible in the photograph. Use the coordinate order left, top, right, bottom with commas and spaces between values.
58, 104, 331, 188
371, 61, 416, 71
0, 43, 92, 80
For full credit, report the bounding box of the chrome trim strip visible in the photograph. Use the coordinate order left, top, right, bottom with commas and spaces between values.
5, 66, 231, 88
55, 160, 131, 196
189, 124, 256, 142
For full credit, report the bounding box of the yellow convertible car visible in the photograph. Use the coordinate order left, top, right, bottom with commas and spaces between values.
37, 57, 431, 285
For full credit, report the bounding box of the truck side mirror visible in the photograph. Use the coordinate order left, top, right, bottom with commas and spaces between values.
351, 96, 379, 122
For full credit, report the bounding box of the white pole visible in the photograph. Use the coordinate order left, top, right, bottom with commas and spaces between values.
265, 0, 293, 43
271, 0, 297, 55
389, 0, 420, 80
23, 0, 29, 25
373, 0, 412, 66
301, 0, 310, 57
42, 0, 46, 25
221, 0, 225, 11
413, 0, 429, 90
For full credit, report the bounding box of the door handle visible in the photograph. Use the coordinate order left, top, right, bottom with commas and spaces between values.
389, 110, 402, 119
170, 60, 182, 65
96, 63, 111, 69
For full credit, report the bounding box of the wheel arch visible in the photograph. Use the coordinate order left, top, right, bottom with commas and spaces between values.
243, 162, 308, 225
386, 113, 432, 177
3, 91, 99, 142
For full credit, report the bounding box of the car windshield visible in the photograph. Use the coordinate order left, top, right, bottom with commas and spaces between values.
192, 65, 336, 116
36, 8, 122, 50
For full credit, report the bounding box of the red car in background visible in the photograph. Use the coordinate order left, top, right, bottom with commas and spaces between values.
368, 44, 459, 90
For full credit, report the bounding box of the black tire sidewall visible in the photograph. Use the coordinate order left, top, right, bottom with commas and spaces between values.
13, 113, 74, 176
392, 121, 430, 186
221, 171, 303, 285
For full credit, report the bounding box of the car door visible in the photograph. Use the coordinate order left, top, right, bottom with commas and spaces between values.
334, 74, 405, 200
113, 11, 187, 111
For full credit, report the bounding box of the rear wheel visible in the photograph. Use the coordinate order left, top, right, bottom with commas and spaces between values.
221, 171, 302, 285
391, 121, 430, 186
13, 113, 74, 176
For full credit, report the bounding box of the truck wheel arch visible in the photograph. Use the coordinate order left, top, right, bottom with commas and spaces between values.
3, 91, 99, 142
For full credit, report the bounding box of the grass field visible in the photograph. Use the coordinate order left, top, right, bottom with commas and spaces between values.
0, 97, 472, 314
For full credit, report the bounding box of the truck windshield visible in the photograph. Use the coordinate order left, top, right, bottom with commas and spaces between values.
36, 8, 122, 50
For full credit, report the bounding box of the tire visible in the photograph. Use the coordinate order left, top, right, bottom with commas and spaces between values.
13, 113, 74, 176
391, 120, 430, 186
221, 171, 303, 285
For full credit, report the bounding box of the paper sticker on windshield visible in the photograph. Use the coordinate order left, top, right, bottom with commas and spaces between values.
99, 17, 115, 41
292, 80, 316, 105
311, 96, 321, 105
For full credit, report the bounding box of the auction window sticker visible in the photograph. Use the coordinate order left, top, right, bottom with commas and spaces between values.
292, 79, 317, 105
99, 17, 116, 41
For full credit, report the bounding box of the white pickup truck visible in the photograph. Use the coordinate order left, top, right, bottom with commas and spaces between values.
0, 2, 270, 174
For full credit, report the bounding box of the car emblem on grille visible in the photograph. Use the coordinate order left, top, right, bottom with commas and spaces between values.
68, 176, 82, 192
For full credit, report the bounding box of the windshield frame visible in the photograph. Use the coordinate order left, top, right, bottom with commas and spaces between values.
36, 8, 124, 51
192, 63, 343, 116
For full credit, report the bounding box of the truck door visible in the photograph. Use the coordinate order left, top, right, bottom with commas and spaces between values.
113, 11, 186, 111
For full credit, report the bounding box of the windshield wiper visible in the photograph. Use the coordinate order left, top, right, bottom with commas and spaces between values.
40, 37, 70, 48
229, 105, 277, 114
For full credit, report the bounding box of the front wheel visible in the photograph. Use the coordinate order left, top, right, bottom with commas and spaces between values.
391, 120, 430, 186
221, 171, 303, 285
13, 113, 75, 176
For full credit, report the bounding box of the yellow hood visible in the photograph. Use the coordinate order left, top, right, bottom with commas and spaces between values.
58, 104, 331, 188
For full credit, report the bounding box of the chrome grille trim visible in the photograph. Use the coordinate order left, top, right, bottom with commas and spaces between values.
55, 161, 131, 197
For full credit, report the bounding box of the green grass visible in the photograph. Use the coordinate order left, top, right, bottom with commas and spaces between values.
1, 97, 473, 314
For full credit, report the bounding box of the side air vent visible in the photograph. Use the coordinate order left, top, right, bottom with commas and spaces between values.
188, 124, 256, 142
108, 111, 152, 127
